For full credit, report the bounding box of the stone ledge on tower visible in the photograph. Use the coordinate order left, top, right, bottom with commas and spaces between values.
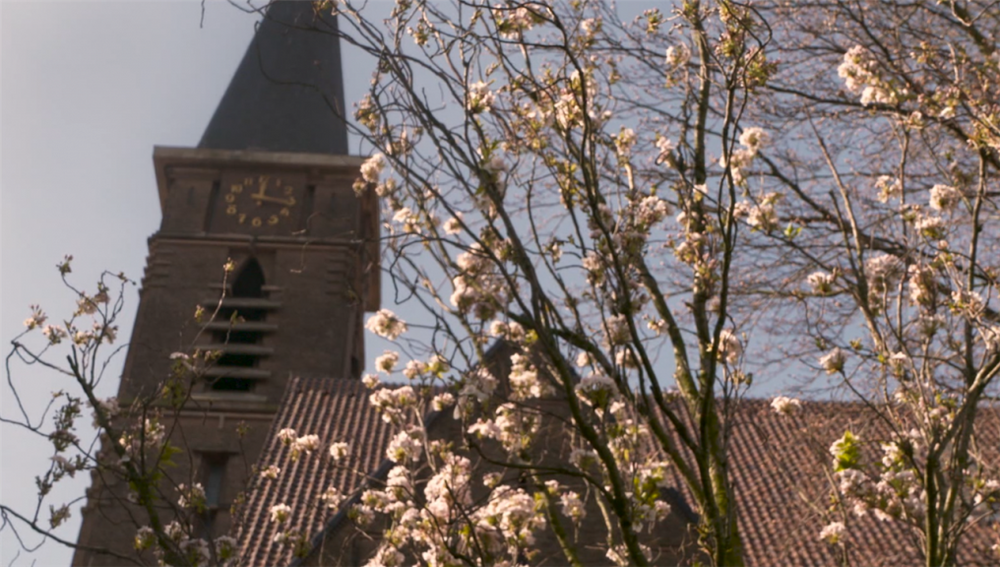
151, 146, 381, 312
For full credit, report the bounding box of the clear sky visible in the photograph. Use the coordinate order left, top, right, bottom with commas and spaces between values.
1, 2, 412, 562
3, 2, 283, 564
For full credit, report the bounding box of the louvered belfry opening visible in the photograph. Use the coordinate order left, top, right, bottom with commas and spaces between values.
204, 258, 278, 392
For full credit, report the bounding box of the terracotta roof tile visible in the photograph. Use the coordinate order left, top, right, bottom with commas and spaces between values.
660, 400, 998, 566
237, 375, 1000, 566
237, 377, 396, 566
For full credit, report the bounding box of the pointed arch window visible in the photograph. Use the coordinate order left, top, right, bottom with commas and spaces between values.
232, 258, 265, 299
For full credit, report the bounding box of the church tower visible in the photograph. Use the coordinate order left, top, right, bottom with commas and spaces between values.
72, 3, 378, 564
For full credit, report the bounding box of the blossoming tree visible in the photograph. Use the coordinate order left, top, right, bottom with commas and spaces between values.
735, 1, 1000, 565
6, 1, 999, 566
321, 0, 782, 565
1, 259, 252, 566
331, 0, 1000, 564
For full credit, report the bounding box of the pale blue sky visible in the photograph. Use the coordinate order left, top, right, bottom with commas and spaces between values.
3, 2, 286, 563
1, 2, 410, 563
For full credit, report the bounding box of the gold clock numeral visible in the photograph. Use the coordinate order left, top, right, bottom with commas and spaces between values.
222, 173, 301, 230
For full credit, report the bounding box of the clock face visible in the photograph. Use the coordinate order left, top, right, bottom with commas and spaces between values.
217, 171, 304, 234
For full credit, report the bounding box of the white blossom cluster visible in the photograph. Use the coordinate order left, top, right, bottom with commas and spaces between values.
450, 244, 508, 320
468, 403, 542, 456
770, 396, 802, 416
822, 424, 998, 540
838, 45, 902, 106
863, 253, 904, 308
344, 366, 557, 567
23, 304, 47, 330
575, 374, 619, 413
716, 329, 742, 365
807, 271, 835, 294
329, 442, 350, 462
442, 212, 464, 235
354, 151, 401, 199
733, 192, 781, 233
118, 418, 166, 465
489, 319, 526, 342
375, 350, 399, 374
928, 184, 961, 212
874, 175, 902, 203
907, 264, 937, 307
360, 152, 385, 184
134, 523, 236, 566
176, 483, 206, 512
818, 521, 845, 544
665, 43, 691, 68
466, 81, 496, 115
508, 353, 548, 400
365, 309, 408, 341
391, 207, 422, 235
369, 385, 418, 425
818, 347, 846, 374
386, 427, 423, 463
24, 283, 119, 348
721, 126, 769, 186
89, 396, 120, 428
553, 69, 605, 131
275, 428, 324, 462
491, 3, 545, 39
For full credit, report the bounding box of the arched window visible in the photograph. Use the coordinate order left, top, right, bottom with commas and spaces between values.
232, 258, 265, 298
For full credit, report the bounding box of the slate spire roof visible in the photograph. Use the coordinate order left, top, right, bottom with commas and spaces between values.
198, 0, 348, 154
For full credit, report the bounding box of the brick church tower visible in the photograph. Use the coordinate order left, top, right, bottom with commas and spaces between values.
72, 3, 377, 564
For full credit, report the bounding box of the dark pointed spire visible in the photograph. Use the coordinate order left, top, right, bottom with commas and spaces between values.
199, 0, 348, 154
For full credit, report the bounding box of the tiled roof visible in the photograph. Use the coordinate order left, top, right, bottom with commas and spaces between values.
660, 399, 999, 566
236, 377, 396, 566
237, 374, 1000, 566
237, 343, 513, 566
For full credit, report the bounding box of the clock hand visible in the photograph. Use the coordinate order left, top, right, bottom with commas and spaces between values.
250, 176, 271, 200
250, 194, 296, 206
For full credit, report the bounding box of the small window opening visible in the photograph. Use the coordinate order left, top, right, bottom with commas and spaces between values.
232, 258, 266, 298
203, 457, 227, 508
199, 454, 229, 536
